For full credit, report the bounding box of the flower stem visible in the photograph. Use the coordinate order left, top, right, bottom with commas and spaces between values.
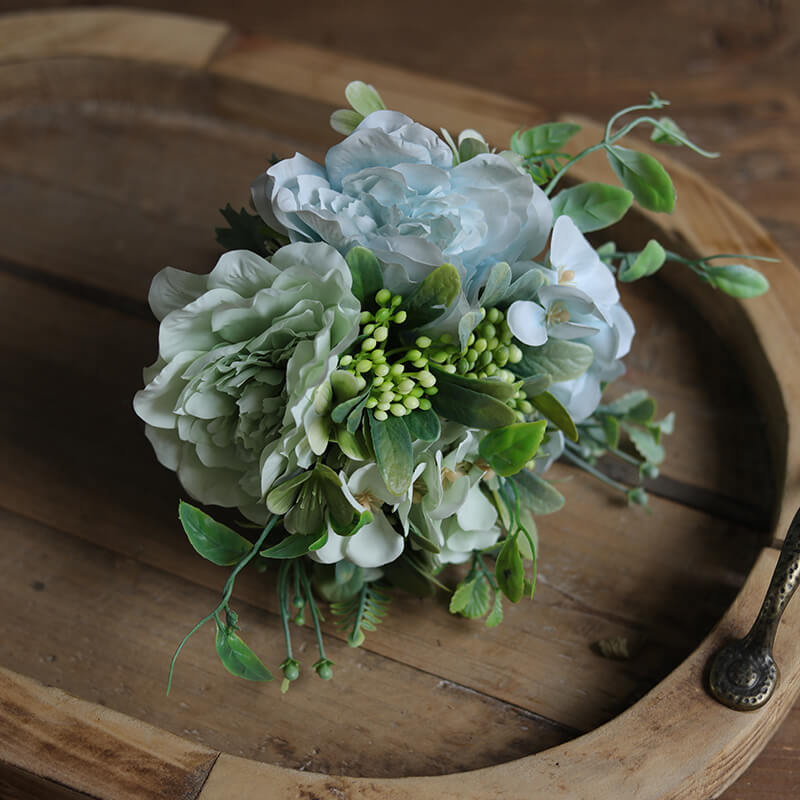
562, 445, 629, 494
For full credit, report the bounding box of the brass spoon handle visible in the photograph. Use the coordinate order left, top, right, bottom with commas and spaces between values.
709, 508, 800, 710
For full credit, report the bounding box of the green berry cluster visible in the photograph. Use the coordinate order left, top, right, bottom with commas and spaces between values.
420, 307, 533, 421
338, 289, 438, 422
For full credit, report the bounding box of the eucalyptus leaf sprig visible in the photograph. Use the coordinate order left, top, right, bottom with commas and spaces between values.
596, 242, 773, 298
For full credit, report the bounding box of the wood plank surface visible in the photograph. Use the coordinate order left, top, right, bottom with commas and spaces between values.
0, 4, 798, 797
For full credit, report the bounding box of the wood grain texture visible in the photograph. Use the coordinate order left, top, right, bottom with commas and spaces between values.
0, 5, 798, 797
0, 667, 217, 800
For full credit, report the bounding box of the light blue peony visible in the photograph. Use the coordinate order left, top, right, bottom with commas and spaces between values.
251, 110, 553, 293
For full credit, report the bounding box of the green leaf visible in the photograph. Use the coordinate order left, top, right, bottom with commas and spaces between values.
625, 425, 665, 465
400, 263, 461, 328
345, 246, 383, 305
606, 146, 675, 213
618, 239, 666, 282
706, 264, 770, 298
430, 380, 517, 429
330, 108, 363, 135
600, 390, 649, 416
485, 592, 504, 628
521, 374, 552, 396
550, 183, 633, 233
479, 421, 548, 477
495, 535, 525, 603
330, 369, 363, 402
431, 366, 516, 402
513, 338, 594, 382
402, 407, 441, 442
449, 577, 491, 618
265, 471, 312, 515
504, 268, 545, 304
215, 624, 273, 682
335, 425, 371, 460
458, 135, 490, 162
178, 501, 253, 566
368, 412, 414, 495
382, 557, 436, 598
650, 116, 686, 146
529, 392, 578, 442
215, 204, 286, 256
602, 414, 620, 448
331, 390, 370, 425
330, 508, 373, 537
260, 532, 327, 559
312, 562, 366, 604
480, 261, 512, 308
346, 392, 371, 434
458, 309, 484, 351
625, 397, 656, 424
512, 470, 565, 515
511, 122, 581, 157
344, 80, 386, 116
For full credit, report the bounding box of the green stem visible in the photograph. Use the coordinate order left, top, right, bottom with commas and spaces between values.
278, 560, 293, 660
299, 564, 327, 661
562, 445, 629, 494
167, 515, 278, 695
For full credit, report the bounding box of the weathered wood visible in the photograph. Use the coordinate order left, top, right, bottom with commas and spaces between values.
0, 667, 218, 800
0, 6, 798, 797
196, 549, 800, 799
0, 509, 570, 776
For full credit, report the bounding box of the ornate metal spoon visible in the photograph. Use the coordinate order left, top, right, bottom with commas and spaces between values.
709, 507, 800, 710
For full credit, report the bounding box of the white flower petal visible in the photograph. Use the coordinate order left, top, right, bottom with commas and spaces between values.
342, 513, 405, 568
507, 300, 548, 346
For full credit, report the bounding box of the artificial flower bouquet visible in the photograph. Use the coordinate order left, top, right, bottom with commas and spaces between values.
134, 82, 769, 691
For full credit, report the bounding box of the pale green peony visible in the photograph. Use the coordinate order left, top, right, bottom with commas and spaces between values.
133, 243, 361, 521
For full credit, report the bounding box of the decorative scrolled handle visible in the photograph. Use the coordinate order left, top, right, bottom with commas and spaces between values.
708, 507, 800, 710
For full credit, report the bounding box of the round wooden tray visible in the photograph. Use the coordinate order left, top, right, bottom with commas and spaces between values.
1, 9, 799, 799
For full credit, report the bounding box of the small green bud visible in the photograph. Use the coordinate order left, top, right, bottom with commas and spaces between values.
359, 311, 372, 325
480, 307, 487, 319
375, 363, 390, 377
362, 337, 377, 352
376, 288, 392, 306
339, 354, 353, 367
419, 398, 432, 411
417, 370, 436, 388
457, 358, 469, 374
440, 333, 454, 344
487, 307, 502, 324
356, 359, 372, 373
379, 390, 395, 404
294, 612, 305, 626
415, 336, 432, 349
390, 403, 406, 417
411, 386, 424, 398
466, 371, 478, 380
467, 333, 476, 346
518, 400, 533, 414
508, 344, 523, 364
363, 323, 376, 335
396, 378, 415, 394
366, 397, 378, 408
641, 463, 660, 479
426, 386, 439, 395
403, 395, 420, 410
393, 309, 407, 324
376, 308, 391, 323
478, 350, 493, 368
481, 322, 497, 339
484, 363, 498, 376
292, 595, 305, 609
466, 348, 478, 364
390, 363, 405, 376
316, 662, 333, 680
627, 487, 649, 506
405, 349, 422, 361
354, 375, 368, 392
282, 660, 300, 682
374, 409, 389, 421
474, 337, 487, 353
372, 349, 386, 363
487, 336, 500, 351
442, 364, 457, 374
430, 350, 449, 363
412, 357, 428, 368
494, 345, 509, 366
391, 294, 402, 307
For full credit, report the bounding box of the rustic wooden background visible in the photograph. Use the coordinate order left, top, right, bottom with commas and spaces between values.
2, 1, 798, 797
